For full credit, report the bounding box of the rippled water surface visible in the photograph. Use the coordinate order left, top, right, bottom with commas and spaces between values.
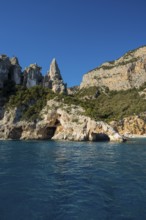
0, 139, 146, 219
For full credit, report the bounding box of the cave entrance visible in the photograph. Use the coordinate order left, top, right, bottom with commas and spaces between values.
91, 132, 110, 142
44, 126, 57, 139
41, 119, 61, 139
8, 127, 23, 139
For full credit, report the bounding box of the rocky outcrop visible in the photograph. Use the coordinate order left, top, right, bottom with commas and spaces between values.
0, 55, 12, 88
0, 53, 67, 94
67, 86, 79, 95
0, 55, 21, 88
23, 64, 43, 88
44, 59, 67, 94
41, 100, 124, 142
10, 57, 21, 85
110, 115, 146, 136
0, 100, 124, 142
80, 46, 146, 91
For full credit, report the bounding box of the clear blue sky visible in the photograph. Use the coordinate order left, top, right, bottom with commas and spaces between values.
0, 0, 146, 87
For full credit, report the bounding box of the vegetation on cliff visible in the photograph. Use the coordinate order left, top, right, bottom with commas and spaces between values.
5, 86, 57, 121
3, 83, 146, 123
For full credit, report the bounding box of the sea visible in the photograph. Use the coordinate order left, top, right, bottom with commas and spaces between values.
0, 139, 146, 220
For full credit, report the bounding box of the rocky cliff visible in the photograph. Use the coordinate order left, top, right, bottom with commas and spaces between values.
110, 115, 146, 137
1, 45, 146, 141
23, 63, 43, 88
80, 46, 146, 90
44, 59, 67, 94
0, 55, 21, 87
0, 99, 124, 142
0, 55, 67, 94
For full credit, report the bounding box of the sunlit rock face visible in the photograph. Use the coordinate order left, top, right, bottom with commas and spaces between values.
80, 46, 146, 91
49, 58, 62, 81
23, 64, 43, 88
110, 115, 146, 136
44, 59, 67, 94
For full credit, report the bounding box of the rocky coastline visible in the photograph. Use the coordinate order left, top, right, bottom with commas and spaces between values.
1, 46, 146, 142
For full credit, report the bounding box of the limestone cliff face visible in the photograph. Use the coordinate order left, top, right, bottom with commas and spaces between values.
110, 116, 146, 136
0, 54, 67, 94
80, 46, 146, 90
23, 64, 43, 88
0, 100, 124, 142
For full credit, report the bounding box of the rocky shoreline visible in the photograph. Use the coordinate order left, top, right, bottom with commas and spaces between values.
1, 46, 146, 142
0, 100, 125, 142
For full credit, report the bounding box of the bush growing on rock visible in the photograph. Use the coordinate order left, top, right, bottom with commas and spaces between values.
2, 83, 146, 123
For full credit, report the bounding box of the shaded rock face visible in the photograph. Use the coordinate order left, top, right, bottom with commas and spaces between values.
35, 126, 56, 139
80, 46, 146, 91
44, 59, 67, 94
7, 126, 23, 139
0, 55, 11, 88
0, 55, 21, 88
23, 64, 43, 88
10, 57, 21, 84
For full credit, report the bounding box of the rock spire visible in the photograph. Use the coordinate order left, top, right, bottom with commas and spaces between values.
44, 58, 67, 94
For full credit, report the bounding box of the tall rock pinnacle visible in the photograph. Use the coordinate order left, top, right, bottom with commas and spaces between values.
44, 58, 67, 94
49, 58, 62, 81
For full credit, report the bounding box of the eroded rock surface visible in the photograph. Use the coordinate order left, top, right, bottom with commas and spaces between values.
0, 55, 22, 88
23, 64, 43, 88
110, 115, 146, 136
0, 100, 124, 142
44, 59, 67, 94
80, 46, 146, 91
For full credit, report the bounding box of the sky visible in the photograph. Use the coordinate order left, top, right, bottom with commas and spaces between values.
0, 0, 146, 87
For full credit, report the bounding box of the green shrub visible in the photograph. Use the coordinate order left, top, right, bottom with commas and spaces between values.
6, 85, 57, 122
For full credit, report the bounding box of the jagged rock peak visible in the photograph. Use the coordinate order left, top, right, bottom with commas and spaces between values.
0, 54, 8, 59
49, 58, 62, 80
10, 57, 20, 66
43, 58, 67, 94
0, 54, 22, 87
26, 63, 42, 71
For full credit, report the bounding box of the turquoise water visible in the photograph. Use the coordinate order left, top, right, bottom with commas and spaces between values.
0, 139, 146, 220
